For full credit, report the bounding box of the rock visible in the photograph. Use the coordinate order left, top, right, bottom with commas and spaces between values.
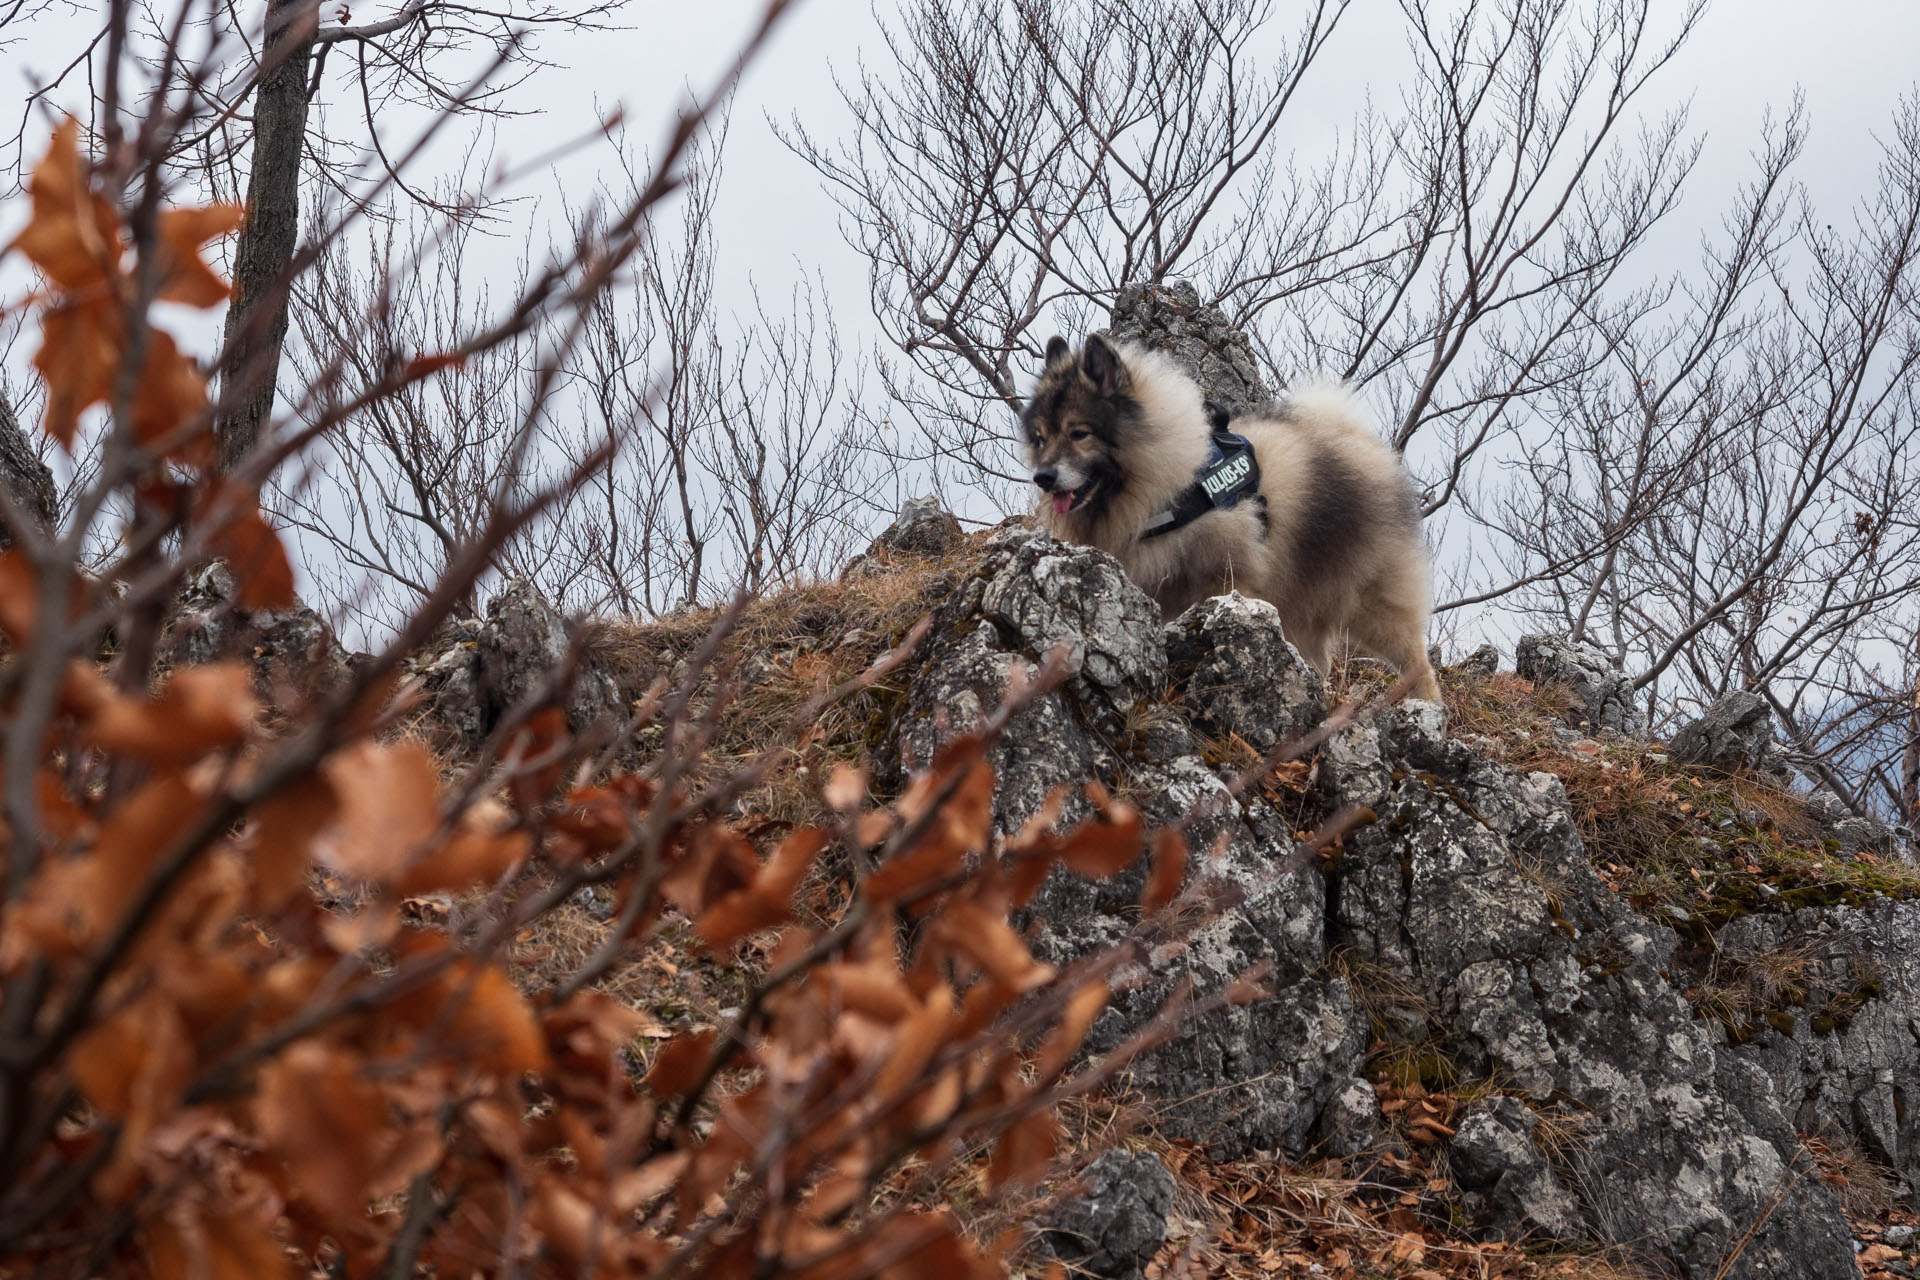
841, 496, 963, 579
1042, 1150, 1175, 1280
164, 560, 352, 702
1322, 704, 1854, 1277
1315, 1076, 1389, 1159
1802, 790, 1898, 857
1514, 634, 1646, 736
892, 529, 1361, 1157
1670, 691, 1793, 779
413, 578, 622, 750
1164, 593, 1325, 753
1713, 900, 1920, 1197
1450, 1096, 1584, 1240
1458, 644, 1500, 677
1106, 281, 1275, 419
0, 386, 57, 547
1887, 1225, 1915, 1247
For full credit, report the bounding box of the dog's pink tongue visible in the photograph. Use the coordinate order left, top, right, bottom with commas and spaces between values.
1051, 493, 1072, 516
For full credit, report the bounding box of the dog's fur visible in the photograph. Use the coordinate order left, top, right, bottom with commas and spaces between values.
1021, 333, 1439, 699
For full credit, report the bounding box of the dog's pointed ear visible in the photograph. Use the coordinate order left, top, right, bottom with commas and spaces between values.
1044, 335, 1072, 370
1081, 334, 1127, 394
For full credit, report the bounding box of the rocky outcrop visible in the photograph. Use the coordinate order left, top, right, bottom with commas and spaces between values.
886, 530, 1862, 1278
841, 495, 964, 580
0, 386, 58, 547
412, 577, 622, 750
1514, 633, 1647, 737
1164, 593, 1324, 753
1672, 691, 1793, 781
1714, 901, 1920, 1196
164, 560, 352, 702
1041, 1151, 1175, 1280
1106, 281, 1275, 419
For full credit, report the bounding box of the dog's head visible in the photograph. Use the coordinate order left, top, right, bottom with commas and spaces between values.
1019, 334, 1139, 519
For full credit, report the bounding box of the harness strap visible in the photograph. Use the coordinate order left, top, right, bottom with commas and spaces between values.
1140, 426, 1262, 540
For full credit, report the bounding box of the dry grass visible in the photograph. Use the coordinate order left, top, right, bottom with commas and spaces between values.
586, 543, 978, 826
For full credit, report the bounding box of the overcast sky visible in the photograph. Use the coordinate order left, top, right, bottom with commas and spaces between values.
8, 0, 1920, 390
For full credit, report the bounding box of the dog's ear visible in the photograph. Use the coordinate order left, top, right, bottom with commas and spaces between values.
1081, 334, 1127, 394
1044, 335, 1072, 370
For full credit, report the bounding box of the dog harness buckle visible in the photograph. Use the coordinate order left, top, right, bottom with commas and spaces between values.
1141, 428, 1261, 540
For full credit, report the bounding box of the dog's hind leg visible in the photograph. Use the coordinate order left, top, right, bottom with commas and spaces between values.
1347, 600, 1440, 701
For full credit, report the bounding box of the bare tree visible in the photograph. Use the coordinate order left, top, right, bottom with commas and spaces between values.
276, 124, 885, 635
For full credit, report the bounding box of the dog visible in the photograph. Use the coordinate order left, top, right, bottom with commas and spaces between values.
1021, 333, 1440, 700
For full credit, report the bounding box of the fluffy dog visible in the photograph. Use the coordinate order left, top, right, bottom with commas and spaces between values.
1021, 333, 1439, 699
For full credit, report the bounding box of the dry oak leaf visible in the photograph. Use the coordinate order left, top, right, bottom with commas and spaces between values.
255, 1041, 442, 1227
645, 1028, 716, 1101
152, 204, 246, 307
198, 487, 296, 610
694, 826, 828, 949
393, 961, 550, 1076
313, 738, 441, 883
246, 771, 338, 913
7, 118, 118, 292
87, 661, 257, 768
144, 1194, 295, 1280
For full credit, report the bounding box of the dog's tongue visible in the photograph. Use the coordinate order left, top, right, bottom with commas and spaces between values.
1051, 493, 1073, 516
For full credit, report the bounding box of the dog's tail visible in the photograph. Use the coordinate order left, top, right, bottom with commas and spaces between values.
1281, 377, 1376, 439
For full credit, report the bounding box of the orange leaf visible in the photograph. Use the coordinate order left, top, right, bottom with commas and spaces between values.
131, 325, 212, 465
248, 772, 338, 912
32, 296, 119, 449
256, 1042, 397, 1222
202, 492, 295, 609
401, 351, 467, 381
391, 800, 531, 896
401, 963, 550, 1076
146, 1197, 296, 1280
987, 1110, 1059, 1189
694, 827, 827, 949
1054, 805, 1144, 878
1141, 828, 1188, 912
505, 707, 569, 810
931, 900, 1054, 993
7, 118, 120, 292
87, 661, 258, 767
314, 739, 442, 883
1036, 979, 1108, 1079
645, 1029, 716, 1100
152, 204, 245, 307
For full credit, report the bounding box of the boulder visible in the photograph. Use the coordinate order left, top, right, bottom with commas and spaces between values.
1106, 281, 1275, 419
1802, 790, 1900, 857
412, 578, 622, 750
1514, 633, 1646, 736
892, 529, 1361, 1157
164, 560, 352, 702
1670, 691, 1793, 780
1319, 701, 1853, 1278
1041, 1150, 1175, 1280
1714, 900, 1920, 1196
1164, 593, 1324, 753
882, 530, 1862, 1277
841, 496, 964, 580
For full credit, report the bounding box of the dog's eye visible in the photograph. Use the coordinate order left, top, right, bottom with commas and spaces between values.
1069, 429, 1092, 442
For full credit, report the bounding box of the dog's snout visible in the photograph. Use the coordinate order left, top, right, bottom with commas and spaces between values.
1033, 467, 1059, 493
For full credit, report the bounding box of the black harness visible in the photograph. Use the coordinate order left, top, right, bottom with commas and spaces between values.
1140, 412, 1264, 540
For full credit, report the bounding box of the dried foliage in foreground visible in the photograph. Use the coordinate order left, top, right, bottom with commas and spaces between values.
0, 101, 1248, 1279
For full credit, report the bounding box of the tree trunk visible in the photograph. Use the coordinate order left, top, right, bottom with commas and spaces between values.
0, 386, 58, 546
216, 0, 318, 472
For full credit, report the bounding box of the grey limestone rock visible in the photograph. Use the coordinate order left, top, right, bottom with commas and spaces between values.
1714, 901, 1920, 1196
164, 560, 352, 702
881, 527, 1862, 1278
413, 578, 622, 750
841, 495, 964, 580
1803, 789, 1900, 857
1514, 633, 1647, 737
1670, 690, 1793, 780
1042, 1150, 1175, 1280
1164, 593, 1325, 753
1106, 281, 1274, 419
1322, 705, 1853, 1278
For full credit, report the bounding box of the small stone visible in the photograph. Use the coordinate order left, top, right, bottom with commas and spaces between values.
1042, 1151, 1175, 1280
1884, 1225, 1915, 1247
1670, 691, 1789, 777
